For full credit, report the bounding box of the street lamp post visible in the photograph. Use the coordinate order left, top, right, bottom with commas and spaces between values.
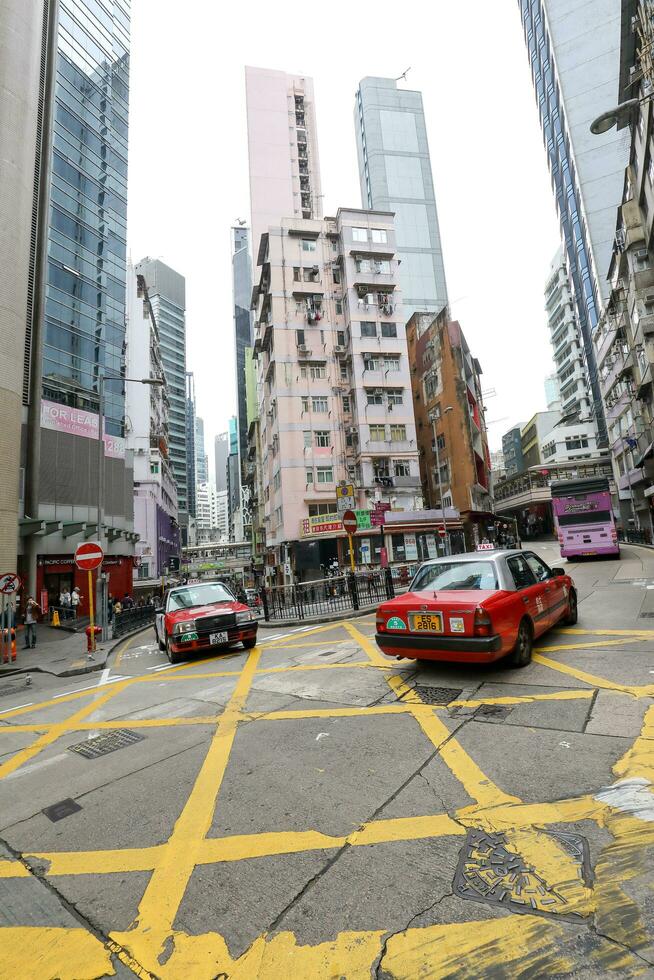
96, 373, 164, 638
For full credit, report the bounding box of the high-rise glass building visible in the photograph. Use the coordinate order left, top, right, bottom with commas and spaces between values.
136, 257, 187, 515
354, 77, 448, 320
16, 0, 136, 604
184, 370, 196, 518
214, 431, 228, 493
195, 416, 207, 484
232, 225, 253, 472
518, 0, 630, 447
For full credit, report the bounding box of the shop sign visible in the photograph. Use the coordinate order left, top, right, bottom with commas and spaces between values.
41, 399, 125, 459
371, 502, 391, 526
360, 538, 371, 563
404, 533, 418, 560
426, 534, 438, 559
301, 509, 372, 536
336, 484, 356, 515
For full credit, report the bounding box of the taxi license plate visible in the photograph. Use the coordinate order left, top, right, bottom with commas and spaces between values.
409, 613, 443, 633
210, 631, 228, 645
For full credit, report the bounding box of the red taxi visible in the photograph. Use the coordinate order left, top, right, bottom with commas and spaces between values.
154, 581, 258, 664
375, 550, 577, 668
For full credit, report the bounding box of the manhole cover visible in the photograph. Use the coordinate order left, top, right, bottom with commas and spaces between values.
43, 798, 82, 822
68, 729, 144, 760
475, 703, 513, 721
453, 828, 590, 921
415, 686, 463, 705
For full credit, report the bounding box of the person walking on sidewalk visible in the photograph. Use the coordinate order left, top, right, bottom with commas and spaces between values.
71, 587, 82, 618
24, 596, 40, 649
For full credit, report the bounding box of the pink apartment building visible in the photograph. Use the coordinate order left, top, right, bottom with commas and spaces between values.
252, 209, 422, 582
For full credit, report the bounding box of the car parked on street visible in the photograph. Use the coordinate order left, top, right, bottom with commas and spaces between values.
375, 550, 576, 668
154, 581, 258, 664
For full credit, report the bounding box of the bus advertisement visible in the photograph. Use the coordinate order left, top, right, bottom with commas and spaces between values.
551, 477, 619, 560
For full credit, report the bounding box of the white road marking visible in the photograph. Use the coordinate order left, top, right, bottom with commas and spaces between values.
595, 777, 654, 822
6, 752, 69, 780
559, 740, 571, 748
3, 702, 33, 712
315, 732, 330, 741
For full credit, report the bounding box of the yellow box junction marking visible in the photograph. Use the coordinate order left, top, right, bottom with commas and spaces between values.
0, 622, 653, 977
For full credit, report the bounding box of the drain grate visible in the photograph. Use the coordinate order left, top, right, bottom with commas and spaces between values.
68, 729, 145, 760
43, 798, 82, 822
415, 686, 463, 705
453, 827, 590, 921
474, 703, 513, 722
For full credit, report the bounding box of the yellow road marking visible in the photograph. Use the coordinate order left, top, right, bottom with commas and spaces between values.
343, 621, 392, 667
538, 637, 653, 653
533, 653, 652, 696
450, 689, 595, 709
112, 649, 260, 963
559, 628, 654, 636
0, 927, 117, 980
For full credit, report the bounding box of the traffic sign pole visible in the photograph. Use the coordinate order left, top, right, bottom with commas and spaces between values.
88, 569, 95, 656
348, 534, 355, 573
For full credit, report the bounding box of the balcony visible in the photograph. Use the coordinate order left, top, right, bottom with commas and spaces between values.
353, 272, 396, 291
291, 279, 324, 297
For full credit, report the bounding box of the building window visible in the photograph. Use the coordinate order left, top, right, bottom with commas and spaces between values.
293, 267, 301, 281
366, 389, 383, 405
381, 322, 397, 338
309, 502, 335, 516
310, 362, 326, 379
371, 228, 387, 244
316, 466, 334, 483
361, 321, 377, 337
302, 239, 316, 252
303, 267, 316, 282
435, 433, 445, 450
312, 396, 328, 412
342, 395, 351, 413
335, 299, 343, 315
315, 430, 330, 447
273, 471, 281, 490
363, 354, 379, 371
387, 389, 403, 406
352, 227, 368, 242
337, 330, 345, 345
373, 459, 390, 478
383, 355, 400, 372
296, 329, 305, 346
303, 430, 311, 448
301, 396, 309, 412
340, 362, 348, 380
150, 462, 159, 474
393, 460, 410, 477
390, 424, 407, 442
648, 154, 654, 186
369, 424, 386, 441
306, 469, 313, 484
275, 506, 283, 525
333, 268, 341, 284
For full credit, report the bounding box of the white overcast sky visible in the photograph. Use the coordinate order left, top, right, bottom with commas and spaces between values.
127, 0, 562, 464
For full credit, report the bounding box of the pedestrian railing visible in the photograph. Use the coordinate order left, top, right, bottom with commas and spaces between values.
619, 528, 652, 546
112, 605, 156, 638
49, 605, 78, 623
261, 568, 395, 622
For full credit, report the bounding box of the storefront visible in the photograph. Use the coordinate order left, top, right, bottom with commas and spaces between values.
36, 555, 134, 617
383, 509, 465, 560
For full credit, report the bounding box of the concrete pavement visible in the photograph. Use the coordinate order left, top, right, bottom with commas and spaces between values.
0, 543, 653, 977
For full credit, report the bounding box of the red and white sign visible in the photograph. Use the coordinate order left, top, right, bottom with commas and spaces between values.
75, 542, 104, 571
476, 542, 495, 552
438, 526, 447, 538
40, 589, 49, 615
342, 510, 358, 535
0, 573, 21, 595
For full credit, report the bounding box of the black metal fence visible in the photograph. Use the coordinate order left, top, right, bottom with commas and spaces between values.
619, 528, 653, 546
261, 568, 395, 622
112, 605, 156, 638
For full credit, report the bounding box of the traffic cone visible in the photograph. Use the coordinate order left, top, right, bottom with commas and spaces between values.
10, 628, 15, 662
52, 609, 60, 627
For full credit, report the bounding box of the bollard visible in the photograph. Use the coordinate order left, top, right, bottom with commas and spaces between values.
52, 609, 60, 627
2, 629, 16, 663
10, 628, 16, 662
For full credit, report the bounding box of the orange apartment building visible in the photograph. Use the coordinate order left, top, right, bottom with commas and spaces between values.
406, 309, 494, 547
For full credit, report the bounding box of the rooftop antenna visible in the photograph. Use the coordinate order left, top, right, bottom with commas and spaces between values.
395, 67, 411, 83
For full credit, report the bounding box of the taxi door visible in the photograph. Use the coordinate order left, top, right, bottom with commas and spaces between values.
506, 554, 551, 637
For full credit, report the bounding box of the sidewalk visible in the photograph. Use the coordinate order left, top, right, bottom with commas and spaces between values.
0, 622, 151, 679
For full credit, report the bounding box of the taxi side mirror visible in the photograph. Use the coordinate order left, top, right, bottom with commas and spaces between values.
550, 567, 565, 578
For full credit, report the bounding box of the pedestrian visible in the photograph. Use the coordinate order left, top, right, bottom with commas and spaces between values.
122, 593, 133, 609
71, 587, 81, 617
107, 595, 114, 623
23, 596, 40, 649
114, 599, 123, 616
61, 588, 71, 620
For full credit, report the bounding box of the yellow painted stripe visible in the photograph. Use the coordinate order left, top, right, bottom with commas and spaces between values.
533, 653, 639, 694
113, 650, 260, 961
538, 637, 653, 653
450, 689, 595, 709
0, 927, 116, 979
343, 621, 394, 667
247, 704, 414, 722
558, 628, 654, 637
0, 860, 30, 879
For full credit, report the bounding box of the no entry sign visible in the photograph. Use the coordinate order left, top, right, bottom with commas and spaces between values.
0, 573, 21, 595
75, 542, 104, 571
342, 510, 357, 535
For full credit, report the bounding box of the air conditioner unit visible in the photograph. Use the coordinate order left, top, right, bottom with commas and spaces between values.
635, 248, 649, 262
347, 426, 358, 436
334, 345, 346, 354
297, 344, 309, 352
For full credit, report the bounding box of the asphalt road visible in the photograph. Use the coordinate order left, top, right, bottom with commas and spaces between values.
1, 541, 654, 979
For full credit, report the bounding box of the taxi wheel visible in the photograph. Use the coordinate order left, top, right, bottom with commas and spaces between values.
242, 636, 257, 649
165, 635, 182, 665
564, 590, 578, 625
509, 619, 533, 668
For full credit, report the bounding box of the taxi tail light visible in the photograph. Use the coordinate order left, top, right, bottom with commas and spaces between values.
473, 607, 492, 637
375, 613, 386, 632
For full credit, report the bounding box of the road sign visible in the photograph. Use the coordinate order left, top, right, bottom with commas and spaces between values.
336, 484, 356, 515
0, 573, 21, 595
74, 541, 104, 571
342, 510, 357, 535
438, 527, 447, 538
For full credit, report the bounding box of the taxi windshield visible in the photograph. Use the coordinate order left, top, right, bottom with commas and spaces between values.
168, 583, 234, 610
411, 561, 498, 592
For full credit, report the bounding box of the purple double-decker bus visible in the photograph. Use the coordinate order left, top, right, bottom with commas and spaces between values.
551, 477, 619, 560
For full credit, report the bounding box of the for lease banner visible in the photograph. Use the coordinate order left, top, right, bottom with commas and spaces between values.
41, 400, 125, 459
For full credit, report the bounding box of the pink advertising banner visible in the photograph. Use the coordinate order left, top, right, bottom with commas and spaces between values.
40, 400, 125, 459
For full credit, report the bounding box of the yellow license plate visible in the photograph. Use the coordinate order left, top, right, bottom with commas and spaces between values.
410, 613, 443, 633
